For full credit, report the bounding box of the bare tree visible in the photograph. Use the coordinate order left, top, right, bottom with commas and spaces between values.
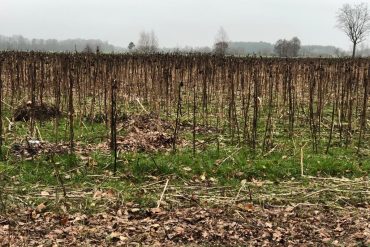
274, 37, 301, 57
290, 37, 301, 57
137, 32, 150, 53
149, 31, 159, 52
337, 3, 370, 58
137, 30, 159, 53
274, 39, 288, 57
213, 27, 229, 55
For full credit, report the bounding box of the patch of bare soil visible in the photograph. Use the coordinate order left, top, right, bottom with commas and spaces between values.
1, 203, 369, 246
10, 140, 69, 158
13, 102, 60, 122
118, 113, 179, 152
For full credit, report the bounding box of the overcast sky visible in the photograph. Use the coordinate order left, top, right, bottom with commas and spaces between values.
0, 0, 368, 50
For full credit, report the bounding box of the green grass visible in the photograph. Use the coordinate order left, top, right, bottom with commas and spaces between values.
8, 143, 366, 188
0, 107, 369, 210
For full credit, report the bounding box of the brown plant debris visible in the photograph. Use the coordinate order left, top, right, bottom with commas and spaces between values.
1, 177, 369, 246
0, 203, 369, 246
118, 113, 179, 152
13, 102, 60, 122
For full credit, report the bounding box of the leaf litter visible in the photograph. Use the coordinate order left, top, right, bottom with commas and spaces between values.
0, 176, 369, 246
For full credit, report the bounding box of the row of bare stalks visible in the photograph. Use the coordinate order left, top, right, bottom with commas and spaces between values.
0, 52, 369, 157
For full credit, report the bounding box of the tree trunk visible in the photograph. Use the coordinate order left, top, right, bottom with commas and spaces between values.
352, 42, 357, 58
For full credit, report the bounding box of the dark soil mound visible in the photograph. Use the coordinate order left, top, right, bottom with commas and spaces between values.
10, 140, 68, 158
13, 103, 60, 122
118, 112, 176, 152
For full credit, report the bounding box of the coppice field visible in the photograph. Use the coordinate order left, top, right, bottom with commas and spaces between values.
0, 52, 369, 154
0, 52, 369, 245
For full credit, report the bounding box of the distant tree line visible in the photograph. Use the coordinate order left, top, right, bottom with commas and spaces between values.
209, 26, 301, 57
0, 35, 118, 53
1, 2, 370, 58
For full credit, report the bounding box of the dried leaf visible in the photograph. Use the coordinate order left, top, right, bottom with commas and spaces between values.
109, 231, 127, 241
59, 216, 68, 226
265, 222, 273, 228
174, 226, 185, 235
238, 203, 254, 212
40, 191, 50, 196
36, 203, 46, 213
130, 208, 140, 213
273, 230, 282, 241
285, 206, 294, 212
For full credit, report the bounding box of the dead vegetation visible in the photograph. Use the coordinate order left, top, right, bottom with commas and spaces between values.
1, 204, 369, 246
8, 113, 182, 158
10, 140, 69, 158
0, 52, 369, 246
0, 52, 369, 156
13, 102, 60, 122
0, 177, 369, 246
118, 113, 179, 152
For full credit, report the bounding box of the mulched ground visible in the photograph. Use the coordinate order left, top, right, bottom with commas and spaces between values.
13, 102, 60, 122
118, 112, 177, 152
9, 112, 184, 158
1, 203, 369, 246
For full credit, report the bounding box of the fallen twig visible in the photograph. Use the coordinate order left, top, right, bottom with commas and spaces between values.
157, 179, 169, 208
217, 147, 242, 166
